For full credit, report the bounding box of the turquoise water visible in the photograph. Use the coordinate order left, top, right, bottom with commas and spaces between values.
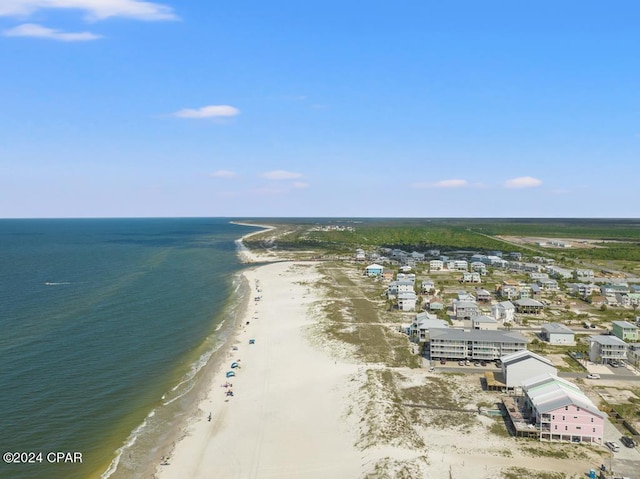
0, 218, 259, 479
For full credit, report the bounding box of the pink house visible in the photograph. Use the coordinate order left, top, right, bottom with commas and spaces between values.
521, 374, 605, 444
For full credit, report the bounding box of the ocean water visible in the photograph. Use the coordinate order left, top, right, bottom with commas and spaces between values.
0, 218, 259, 479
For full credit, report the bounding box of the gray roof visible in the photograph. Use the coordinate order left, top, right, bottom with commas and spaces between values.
473, 316, 497, 323
501, 350, 553, 367
456, 301, 478, 309
542, 323, 574, 335
429, 328, 527, 343
514, 298, 544, 307
589, 335, 628, 346
496, 301, 515, 309
612, 320, 638, 329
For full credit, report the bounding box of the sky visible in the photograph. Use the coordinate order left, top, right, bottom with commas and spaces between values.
1, 1, 639, 218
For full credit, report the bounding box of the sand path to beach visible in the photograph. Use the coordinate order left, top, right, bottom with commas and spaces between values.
156, 261, 361, 479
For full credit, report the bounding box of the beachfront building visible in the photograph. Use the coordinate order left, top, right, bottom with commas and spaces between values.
410, 312, 448, 341
611, 320, 639, 342
501, 350, 558, 389
365, 264, 384, 277
491, 301, 516, 324
588, 335, 628, 364
513, 298, 544, 314
472, 316, 498, 331
541, 323, 575, 345
429, 329, 527, 361
521, 374, 605, 444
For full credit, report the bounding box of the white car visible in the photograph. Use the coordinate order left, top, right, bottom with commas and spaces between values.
587, 373, 600, 379
606, 441, 620, 452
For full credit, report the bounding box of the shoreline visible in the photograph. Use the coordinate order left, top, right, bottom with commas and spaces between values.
153, 234, 362, 477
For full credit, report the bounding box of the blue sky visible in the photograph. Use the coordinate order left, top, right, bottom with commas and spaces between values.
1, 1, 638, 218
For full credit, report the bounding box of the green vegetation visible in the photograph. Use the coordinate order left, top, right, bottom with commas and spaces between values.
501, 467, 567, 479
357, 369, 425, 450
489, 418, 511, 438
315, 263, 420, 368
243, 218, 640, 263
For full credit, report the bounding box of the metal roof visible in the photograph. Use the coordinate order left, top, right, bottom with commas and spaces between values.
429, 328, 526, 343
542, 323, 574, 334
589, 335, 628, 346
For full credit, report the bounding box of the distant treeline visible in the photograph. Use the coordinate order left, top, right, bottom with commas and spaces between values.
242, 218, 640, 261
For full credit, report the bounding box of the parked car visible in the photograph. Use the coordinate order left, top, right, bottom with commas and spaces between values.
606, 441, 620, 452
440, 359, 446, 364
620, 436, 636, 448
458, 360, 465, 366
480, 361, 487, 366
587, 373, 601, 379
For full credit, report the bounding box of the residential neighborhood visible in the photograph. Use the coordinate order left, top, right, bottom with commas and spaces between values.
356, 242, 640, 478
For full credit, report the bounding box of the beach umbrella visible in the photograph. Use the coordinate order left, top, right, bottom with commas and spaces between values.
226, 371, 235, 378
231, 362, 239, 368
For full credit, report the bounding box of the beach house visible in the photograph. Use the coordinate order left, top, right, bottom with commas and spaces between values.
453, 300, 480, 321
611, 320, 639, 342
521, 374, 605, 444
471, 316, 498, 331
588, 335, 628, 364
491, 301, 515, 324
397, 291, 417, 311
541, 323, 575, 345
429, 260, 444, 271
501, 350, 558, 389
409, 312, 448, 341
461, 272, 481, 283
513, 298, 544, 314
365, 264, 384, 277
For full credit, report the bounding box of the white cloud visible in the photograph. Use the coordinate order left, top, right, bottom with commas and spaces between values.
0, 0, 177, 21
412, 179, 468, 189
209, 169, 236, 178
504, 176, 542, 189
173, 105, 239, 119
292, 181, 310, 189
261, 170, 303, 180
3, 23, 101, 41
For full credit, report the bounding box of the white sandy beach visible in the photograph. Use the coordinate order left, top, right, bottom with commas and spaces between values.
155, 260, 362, 479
